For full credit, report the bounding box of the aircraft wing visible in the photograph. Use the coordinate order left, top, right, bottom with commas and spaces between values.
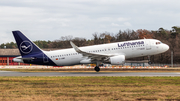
70, 41, 114, 61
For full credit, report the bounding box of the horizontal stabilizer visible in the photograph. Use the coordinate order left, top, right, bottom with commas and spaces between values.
16, 57, 35, 60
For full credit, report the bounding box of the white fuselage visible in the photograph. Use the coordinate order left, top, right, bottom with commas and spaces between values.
40, 39, 169, 66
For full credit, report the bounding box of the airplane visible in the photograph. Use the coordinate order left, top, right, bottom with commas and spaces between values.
12, 31, 169, 72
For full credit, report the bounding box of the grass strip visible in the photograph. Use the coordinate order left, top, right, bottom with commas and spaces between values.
0, 77, 180, 100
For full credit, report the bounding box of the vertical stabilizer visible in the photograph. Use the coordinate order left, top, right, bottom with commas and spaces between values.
12, 31, 42, 56
12, 30, 56, 66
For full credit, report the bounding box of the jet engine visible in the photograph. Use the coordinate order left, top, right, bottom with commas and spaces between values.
110, 55, 125, 65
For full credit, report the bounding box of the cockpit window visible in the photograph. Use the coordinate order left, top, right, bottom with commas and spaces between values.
156, 42, 161, 45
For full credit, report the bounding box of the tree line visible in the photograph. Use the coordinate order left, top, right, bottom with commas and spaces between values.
1, 26, 180, 64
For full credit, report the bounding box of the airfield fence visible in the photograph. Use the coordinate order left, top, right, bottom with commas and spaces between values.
0, 64, 179, 69
150, 63, 180, 67
0, 65, 171, 69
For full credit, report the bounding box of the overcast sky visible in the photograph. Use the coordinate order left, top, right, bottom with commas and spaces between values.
0, 0, 180, 44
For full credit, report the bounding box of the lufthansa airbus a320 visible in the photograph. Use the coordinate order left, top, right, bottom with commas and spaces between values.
12, 31, 169, 72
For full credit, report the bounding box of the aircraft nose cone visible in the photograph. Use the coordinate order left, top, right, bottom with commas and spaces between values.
165, 44, 169, 51
162, 44, 169, 52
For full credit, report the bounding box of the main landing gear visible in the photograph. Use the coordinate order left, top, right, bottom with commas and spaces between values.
94, 62, 101, 72
94, 66, 100, 72
148, 55, 152, 65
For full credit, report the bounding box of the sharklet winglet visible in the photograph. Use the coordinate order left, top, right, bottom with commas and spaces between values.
70, 41, 82, 53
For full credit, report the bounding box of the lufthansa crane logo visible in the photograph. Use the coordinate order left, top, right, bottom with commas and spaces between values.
20, 41, 33, 54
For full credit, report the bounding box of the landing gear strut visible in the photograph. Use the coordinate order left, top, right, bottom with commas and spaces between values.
94, 66, 100, 72
148, 55, 152, 65
94, 62, 101, 72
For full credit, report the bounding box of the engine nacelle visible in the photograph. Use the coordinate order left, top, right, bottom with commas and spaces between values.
80, 59, 92, 64
110, 55, 125, 65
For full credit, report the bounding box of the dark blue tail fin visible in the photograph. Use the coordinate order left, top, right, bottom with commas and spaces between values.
12, 30, 56, 66
12, 31, 42, 56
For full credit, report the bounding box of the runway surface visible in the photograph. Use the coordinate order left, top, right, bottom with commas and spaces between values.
0, 71, 180, 76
